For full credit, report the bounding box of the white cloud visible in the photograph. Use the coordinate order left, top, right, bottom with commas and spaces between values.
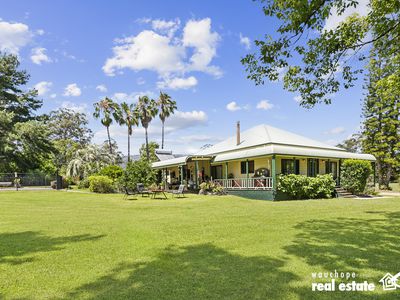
165, 110, 208, 131
151, 18, 180, 37
226, 101, 242, 112
113, 92, 129, 102
103, 30, 185, 76
324, 0, 370, 31
63, 83, 82, 97
61, 101, 87, 114
96, 84, 108, 93
293, 95, 303, 103
239, 33, 251, 50
157, 76, 198, 90
103, 18, 222, 85
50, 93, 57, 99
324, 127, 346, 135
256, 100, 274, 110
0, 20, 32, 54
111, 90, 156, 103
34, 81, 52, 96
183, 18, 222, 77
30, 47, 52, 64
137, 77, 145, 85
36, 29, 45, 35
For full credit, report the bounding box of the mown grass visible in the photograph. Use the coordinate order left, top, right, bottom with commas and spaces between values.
0, 191, 399, 299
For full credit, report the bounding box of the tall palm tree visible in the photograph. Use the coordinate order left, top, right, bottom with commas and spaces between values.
135, 96, 158, 161
118, 102, 139, 162
157, 91, 177, 149
93, 97, 120, 154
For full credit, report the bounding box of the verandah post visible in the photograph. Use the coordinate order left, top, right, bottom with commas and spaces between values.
272, 155, 276, 190
195, 161, 199, 188
225, 162, 228, 180
180, 165, 184, 184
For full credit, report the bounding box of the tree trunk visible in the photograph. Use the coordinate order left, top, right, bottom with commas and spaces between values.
161, 120, 165, 149
106, 126, 112, 154
145, 126, 149, 161
127, 129, 131, 163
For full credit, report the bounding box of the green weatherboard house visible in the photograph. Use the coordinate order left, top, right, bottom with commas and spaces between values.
152, 123, 376, 200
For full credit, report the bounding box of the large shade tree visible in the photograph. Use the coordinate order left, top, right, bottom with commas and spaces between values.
135, 96, 158, 161
241, 0, 400, 108
118, 102, 139, 162
0, 52, 55, 172
157, 91, 177, 149
93, 97, 120, 154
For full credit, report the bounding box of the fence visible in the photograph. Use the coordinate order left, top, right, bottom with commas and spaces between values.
0, 173, 55, 187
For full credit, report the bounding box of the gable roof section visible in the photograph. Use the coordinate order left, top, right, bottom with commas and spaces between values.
196, 124, 343, 156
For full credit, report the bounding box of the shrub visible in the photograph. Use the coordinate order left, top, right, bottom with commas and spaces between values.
98, 165, 123, 181
77, 178, 90, 189
88, 175, 114, 193
341, 159, 372, 194
277, 174, 335, 200
118, 159, 157, 191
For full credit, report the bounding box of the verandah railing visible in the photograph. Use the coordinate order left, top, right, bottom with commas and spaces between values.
213, 177, 273, 190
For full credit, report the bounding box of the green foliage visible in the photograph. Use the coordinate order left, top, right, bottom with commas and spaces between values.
66, 144, 117, 178
88, 175, 114, 193
139, 141, 159, 162
93, 97, 121, 154
119, 159, 156, 190
241, 0, 399, 107
98, 165, 123, 181
157, 91, 177, 149
341, 159, 372, 194
277, 174, 335, 200
199, 181, 226, 195
336, 134, 362, 153
135, 96, 159, 161
362, 41, 400, 188
78, 177, 90, 189
0, 53, 54, 172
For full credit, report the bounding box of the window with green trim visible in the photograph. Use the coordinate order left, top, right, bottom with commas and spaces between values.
307, 158, 319, 177
281, 159, 300, 175
240, 160, 254, 174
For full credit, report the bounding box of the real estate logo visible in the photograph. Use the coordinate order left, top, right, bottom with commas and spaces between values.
380, 272, 400, 291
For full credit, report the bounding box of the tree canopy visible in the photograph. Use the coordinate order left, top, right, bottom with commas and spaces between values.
242, 0, 400, 107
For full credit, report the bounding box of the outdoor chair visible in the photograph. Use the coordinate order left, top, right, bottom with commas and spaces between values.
172, 184, 185, 198
137, 183, 151, 197
123, 186, 137, 200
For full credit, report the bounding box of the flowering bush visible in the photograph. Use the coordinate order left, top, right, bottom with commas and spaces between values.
277, 174, 335, 199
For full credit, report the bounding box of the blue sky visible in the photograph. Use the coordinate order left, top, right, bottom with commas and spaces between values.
1, 0, 367, 155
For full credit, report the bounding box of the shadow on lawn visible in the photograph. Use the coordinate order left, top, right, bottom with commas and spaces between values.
284, 211, 400, 299
67, 243, 298, 299
0, 231, 104, 265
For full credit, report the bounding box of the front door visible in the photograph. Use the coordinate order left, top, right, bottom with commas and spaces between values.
211, 165, 223, 179
325, 161, 338, 180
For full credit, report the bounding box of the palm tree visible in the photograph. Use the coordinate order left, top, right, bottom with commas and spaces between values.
93, 97, 120, 154
157, 91, 177, 149
135, 96, 158, 161
118, 102, 139, 162
66, 144, 115, 178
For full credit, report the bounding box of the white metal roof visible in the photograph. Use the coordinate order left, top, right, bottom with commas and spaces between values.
152, 156, 188, 168
213, 144, 376, 162
151, 124, 375, 168
196, 124, 343, 156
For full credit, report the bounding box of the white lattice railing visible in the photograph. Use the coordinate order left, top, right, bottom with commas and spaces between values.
213, 177, 273, 190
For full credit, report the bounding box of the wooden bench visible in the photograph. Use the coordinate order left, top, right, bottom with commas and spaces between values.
0, 182, 13, 187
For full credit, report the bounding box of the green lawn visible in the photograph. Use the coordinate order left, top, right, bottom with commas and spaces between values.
0, 191, 399, 299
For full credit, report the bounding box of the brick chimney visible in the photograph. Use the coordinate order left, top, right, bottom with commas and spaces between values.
236, 121, 240, 145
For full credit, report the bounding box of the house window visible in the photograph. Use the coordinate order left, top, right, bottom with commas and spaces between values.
307, 159, 319, 177
281, 159, 300, 175
240, 160, 254, 174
